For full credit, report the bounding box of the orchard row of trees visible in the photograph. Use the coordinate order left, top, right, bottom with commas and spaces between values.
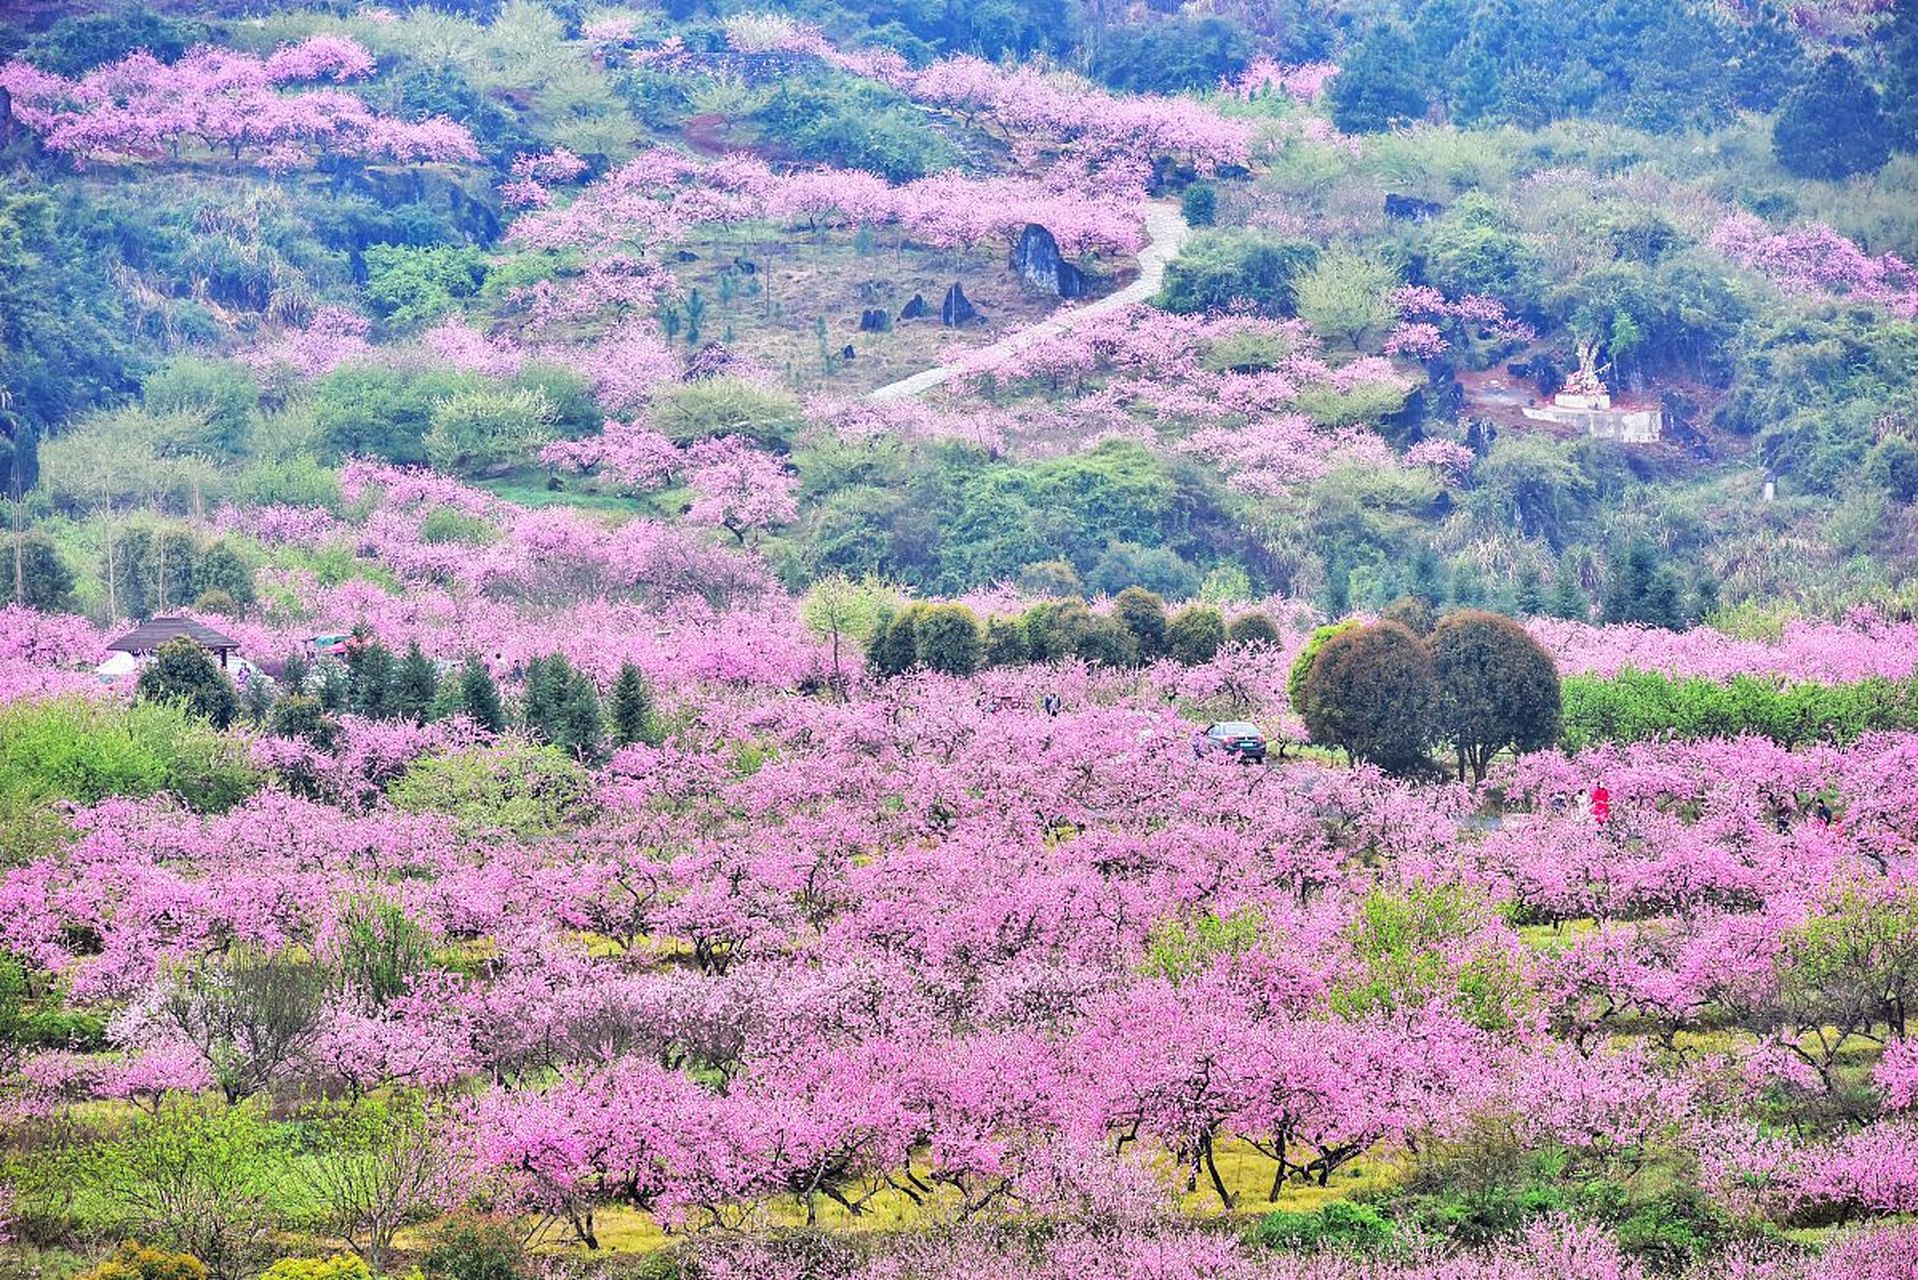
863, 589, 1284, 679
134, 634, 660, 761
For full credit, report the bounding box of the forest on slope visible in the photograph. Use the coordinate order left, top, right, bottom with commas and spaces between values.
0, 0, 1915, 625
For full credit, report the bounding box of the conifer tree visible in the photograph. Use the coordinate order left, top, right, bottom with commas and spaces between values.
455, 657, 506, 733
608, 661, 655, 748
393, 642, 439, 724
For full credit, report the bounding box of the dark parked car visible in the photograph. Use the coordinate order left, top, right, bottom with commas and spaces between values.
1201, 721, 1267, 763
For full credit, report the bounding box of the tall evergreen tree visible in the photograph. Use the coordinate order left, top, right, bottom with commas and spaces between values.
608, 661, 655, 748
1773, 53, 1892, 179
393, 642, 438, 724
345, 631, 396, 719
1327, 26, 1428, 133
1546, 566, 1589, 621
556, 669, 604, 761
519, 654, 567, 744
455, 657, 506, 733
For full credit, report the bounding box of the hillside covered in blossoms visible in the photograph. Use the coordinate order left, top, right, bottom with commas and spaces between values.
4, 2, 1918, 1280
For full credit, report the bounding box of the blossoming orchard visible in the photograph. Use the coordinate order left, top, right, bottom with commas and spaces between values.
4, 3, 1918, 1280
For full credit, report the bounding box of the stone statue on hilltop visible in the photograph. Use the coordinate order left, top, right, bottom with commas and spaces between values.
1563, 339, 1611, 399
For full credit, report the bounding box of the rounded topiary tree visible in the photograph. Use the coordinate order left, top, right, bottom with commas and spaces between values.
1287, 619, 1360, 714
1227, 610, 1281, 648
1113, 587, 1169, 662
983, 617, 1030, 667
914, 603, 983, 676
1166, 605, 1226, 665
1430, 609, 1562, 783
1297, 621, 1435, 773
135, 637, 237, 729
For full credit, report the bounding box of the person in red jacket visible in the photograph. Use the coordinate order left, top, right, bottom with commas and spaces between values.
1590, 782, 1611, 826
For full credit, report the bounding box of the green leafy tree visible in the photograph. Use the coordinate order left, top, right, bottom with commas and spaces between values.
982, 616, 1030, 666
107, 1100, 275, 1280
140, 358, 259, 461
1773, 52, 1892, 179
1157, 231, 1319, 317
330, 898, 432, 1010
800, 574, 894, 692
362, 244, 487, 333
1166, 605, 1226, 665
389, 742, 595, 840
2, 532, 74, 610
293, 1096, 447, 1273
1073, 615, 1139, 667
1334, 885, 1528, 1030
423, 386, 556, 476
870, 606, 921, 677
1297, 621, 1435, 772
1429, 609, 1562, 783
136, 638, 237, 730
266, 695, 337, 754
1294, 250, 1399, 352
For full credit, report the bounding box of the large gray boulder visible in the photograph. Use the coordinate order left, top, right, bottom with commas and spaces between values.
1011, 223, 1089, 299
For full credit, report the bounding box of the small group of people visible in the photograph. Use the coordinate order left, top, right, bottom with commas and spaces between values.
1763, 788, 1836, 833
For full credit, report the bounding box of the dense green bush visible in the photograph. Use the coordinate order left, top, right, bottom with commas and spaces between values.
312, 365, 484, 464
1166, 605, 1225, 665
754, 74, 955, 181
0, 698, 258, 833
913, 603, 983, 676
1158, 231, 1319, 317
389, 742, 597, 839
137, 638, 238, 730
1247, 1201, 1398, 1254
421, 1216, 527, 1280
1560, 670, 1918, 750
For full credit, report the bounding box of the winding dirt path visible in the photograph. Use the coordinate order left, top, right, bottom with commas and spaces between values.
866, 201, 1191, 402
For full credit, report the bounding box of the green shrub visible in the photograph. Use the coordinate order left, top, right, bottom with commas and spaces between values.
137, 638, 238, 730
0, 698, 258, 855
389, 742, 596, 839
1158, 230, 1319, 317
1227, 611, 1281, 648
1166, 605, 1226, 665
73, 1242, 209, 1280
258, 1259, 372, 1280
1559, 671, 1918, 750
421, 1216, 526, 1280
913, 603, 983, 676
1180, 182, 1218, 228
1247, 1201, 1398, 1254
